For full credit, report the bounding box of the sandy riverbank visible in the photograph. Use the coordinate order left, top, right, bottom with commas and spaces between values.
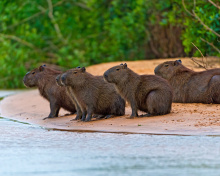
0, 58, 220, 135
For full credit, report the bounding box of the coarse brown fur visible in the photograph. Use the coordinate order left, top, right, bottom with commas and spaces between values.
23, 65, 76, 119
104, 63, 173, 118
60, 67, 125, 122
154, 60, 220, 103
56, 74, 82, 120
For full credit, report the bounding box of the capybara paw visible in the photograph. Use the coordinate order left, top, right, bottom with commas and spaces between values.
105, 115, 114, 119
85, 118, 91, 122
140, 113, 152, 117
43, 116, 53, 120
96, 115, 106, 119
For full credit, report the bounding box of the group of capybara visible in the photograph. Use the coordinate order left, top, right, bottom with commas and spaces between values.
23, 60, 220, 122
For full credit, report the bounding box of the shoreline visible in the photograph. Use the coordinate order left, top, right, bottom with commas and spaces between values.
1, 58, 220, 136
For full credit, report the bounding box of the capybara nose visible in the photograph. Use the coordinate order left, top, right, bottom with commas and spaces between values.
154, 67, 159, 74
61, 75, 66, 82
104, 73, 108, 78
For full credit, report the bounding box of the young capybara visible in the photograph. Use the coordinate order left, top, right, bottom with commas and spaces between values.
60, 67, 126, 122
154, 59, 220, 103
56, 74, 82, 120
104, 63, 173, 118
23, 65, 76, 119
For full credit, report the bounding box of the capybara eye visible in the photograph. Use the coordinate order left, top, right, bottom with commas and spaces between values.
116, 68, 120, 71
32, 72, 35, 74
74, 72, 77, 74
164, 64, 169, 67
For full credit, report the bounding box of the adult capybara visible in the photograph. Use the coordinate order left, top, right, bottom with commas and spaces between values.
60, 67, 125, 122
56, 74, 82, 120
23, 65, 76, 119
104, 63, 173, 118
154, 60, 220, 103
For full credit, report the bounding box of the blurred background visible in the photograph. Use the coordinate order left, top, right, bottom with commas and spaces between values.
0, 0, 219, 88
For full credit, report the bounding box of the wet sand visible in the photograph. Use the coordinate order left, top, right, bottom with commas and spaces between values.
1, 58, 220, 135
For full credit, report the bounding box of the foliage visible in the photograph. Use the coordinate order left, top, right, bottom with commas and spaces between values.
0, 0, 219, 88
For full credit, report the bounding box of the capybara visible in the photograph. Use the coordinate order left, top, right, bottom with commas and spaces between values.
104, 63, 173, 118
23, 65, 76, 119
60, 67, 125, 122
56, 74, 82, 120
154, 59, 220, 103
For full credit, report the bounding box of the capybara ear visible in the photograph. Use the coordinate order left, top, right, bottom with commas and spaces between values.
81, 67, 86, 72
39, 65, 45, 72
174, 60, 181, 66
123, 63, 127, 69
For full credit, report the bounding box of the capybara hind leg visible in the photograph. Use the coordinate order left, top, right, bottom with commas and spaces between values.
94, 114, 105, 119
146, 91, 162, 115
210, 75, 220, 103
139, 113, 152, 117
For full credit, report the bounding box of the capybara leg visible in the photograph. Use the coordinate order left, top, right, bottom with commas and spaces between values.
74, 108, 82, 120
85, 108, 93, 122
43, 102, 60, 120
81, 110, 87, 121
55, 108, 60, 117
130, 100, 138, 118
139, 113, 152, 117
93, 114, 105, 119
85, 114, 92, 122
210, 75, 220, 103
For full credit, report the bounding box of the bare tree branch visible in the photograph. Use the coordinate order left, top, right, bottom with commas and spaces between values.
192, 11, 220, 38
0, 0, 65, 33
208, 0, 220, 10
191, 42, 207, 68
190, 57, 207, 70
0, 34, 40, 51
74, 2, 92, 10
47, 0, 66, 44
200, 37, 220, 54
182, 0, 194, 16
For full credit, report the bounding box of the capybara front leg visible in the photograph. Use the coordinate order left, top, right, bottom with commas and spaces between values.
74, 105, 82, 120
130, 100, 138, 118
43, 101, 60, 120
81, 110, 87, 121
85, 107, 93, 122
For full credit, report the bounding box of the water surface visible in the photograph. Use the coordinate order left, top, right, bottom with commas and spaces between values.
0, 91, 220, 176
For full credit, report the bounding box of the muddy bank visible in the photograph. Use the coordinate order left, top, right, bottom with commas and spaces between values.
0, 58, 220, 135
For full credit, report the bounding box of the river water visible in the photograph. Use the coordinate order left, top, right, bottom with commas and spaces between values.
0, 91, 220, 176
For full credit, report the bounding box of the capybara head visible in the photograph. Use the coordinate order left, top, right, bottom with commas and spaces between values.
55, 74, 64, 87
154, 60, 182, 80
23, 65, 46, 87
104, 63, 128, 84
61, 67, 86, 87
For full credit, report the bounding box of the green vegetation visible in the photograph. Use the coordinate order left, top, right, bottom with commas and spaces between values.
0, 0, 219, 88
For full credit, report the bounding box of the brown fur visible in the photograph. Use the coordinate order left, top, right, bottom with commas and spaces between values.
23, 65, 76, 119
104, 63, 173, 117
154, 60, 220, 103
60, 67, 125, 122
56, 74, 82, 120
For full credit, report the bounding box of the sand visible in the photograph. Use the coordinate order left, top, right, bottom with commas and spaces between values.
0, 57, 220, 135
